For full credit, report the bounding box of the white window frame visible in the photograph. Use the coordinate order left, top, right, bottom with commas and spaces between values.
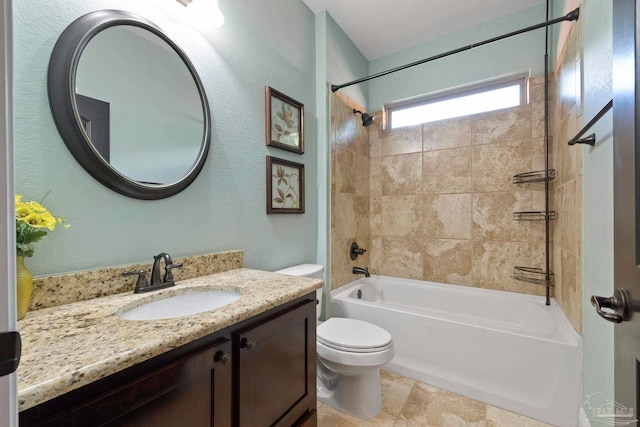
385, 73, 529, 129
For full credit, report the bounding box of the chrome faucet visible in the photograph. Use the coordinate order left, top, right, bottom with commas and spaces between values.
352, 266, 370, 278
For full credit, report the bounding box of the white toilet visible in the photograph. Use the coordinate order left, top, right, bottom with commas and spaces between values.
275, 264, 394, 419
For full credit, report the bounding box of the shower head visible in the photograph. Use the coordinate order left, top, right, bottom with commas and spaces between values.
353, 109, 374, 127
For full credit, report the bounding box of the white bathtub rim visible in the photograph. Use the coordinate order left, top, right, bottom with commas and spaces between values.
330, 275, 580, 347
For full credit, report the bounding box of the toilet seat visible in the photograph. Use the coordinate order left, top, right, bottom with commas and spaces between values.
317, 318, 392, 353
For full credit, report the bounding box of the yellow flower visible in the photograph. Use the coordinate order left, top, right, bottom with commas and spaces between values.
15, 194, 68, 257
15, 197, 61, 230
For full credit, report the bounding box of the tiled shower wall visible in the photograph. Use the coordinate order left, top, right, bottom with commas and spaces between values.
330, 80, 551, 297
368, 79, 550, 296
552, 17, 583, 332
330, 92, 371, 289
330, 68, 583, 331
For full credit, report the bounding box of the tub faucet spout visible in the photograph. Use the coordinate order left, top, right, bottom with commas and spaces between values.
353, 266, 370, 278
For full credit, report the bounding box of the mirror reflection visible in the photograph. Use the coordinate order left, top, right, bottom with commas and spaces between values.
75, 25, 205, 185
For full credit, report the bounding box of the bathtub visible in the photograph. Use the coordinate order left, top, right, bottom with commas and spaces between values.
330, 276, 582, 427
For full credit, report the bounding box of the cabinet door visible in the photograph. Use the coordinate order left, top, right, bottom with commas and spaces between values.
71, 340, 232, 427
235, 299, 316, 427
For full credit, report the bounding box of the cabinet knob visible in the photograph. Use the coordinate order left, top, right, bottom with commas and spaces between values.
214, 351, 231, 365
240, 338, 256, 351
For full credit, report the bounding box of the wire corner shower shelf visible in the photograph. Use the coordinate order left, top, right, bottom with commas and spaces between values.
512, 169, 556, 184
513, 211, 557, 221
513, 266, 555, 287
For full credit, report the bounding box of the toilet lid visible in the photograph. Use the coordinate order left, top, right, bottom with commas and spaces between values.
317, 318, 392, 352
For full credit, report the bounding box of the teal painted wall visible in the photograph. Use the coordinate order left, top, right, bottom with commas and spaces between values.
314, 11, 330, 313
325, 13, 369, 109
367, 3, 548, 110
13, 0, 318, 275
550, 0, 580, 66
580, 0, 614, 414
553, 0, 615, 413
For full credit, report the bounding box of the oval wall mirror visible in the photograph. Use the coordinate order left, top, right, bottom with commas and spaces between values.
48, 10, 211, 200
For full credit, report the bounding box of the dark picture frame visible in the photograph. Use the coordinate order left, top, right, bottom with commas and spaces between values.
266, 156, 305, 214
265, 86, 304, 154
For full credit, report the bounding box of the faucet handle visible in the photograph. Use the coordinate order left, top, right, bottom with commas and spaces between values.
164, 263, 183, 283
123, 270, 149, 293
350, 242, 367, 260
166, 263, 183, 270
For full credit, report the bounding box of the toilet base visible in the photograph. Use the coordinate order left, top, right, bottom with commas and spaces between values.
317, 367, 383, 419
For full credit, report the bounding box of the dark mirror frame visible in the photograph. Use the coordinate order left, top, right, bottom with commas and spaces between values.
48, 9, 211, 200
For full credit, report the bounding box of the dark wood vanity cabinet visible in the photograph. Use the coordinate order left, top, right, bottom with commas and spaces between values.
74, 340, 233, 427
235, 298, 317, 427
19, 294, 317, 427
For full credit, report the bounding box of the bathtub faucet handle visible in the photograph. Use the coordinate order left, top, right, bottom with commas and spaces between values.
350, 242, 367, 260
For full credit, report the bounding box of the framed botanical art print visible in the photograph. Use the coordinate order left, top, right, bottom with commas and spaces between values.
265, 86, 304, 154
266, 156, 305, 214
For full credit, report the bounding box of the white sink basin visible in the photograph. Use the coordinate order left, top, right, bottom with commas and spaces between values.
119, 290, 241, 320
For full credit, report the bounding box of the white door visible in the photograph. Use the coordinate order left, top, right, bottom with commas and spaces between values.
0, 1, 17, 426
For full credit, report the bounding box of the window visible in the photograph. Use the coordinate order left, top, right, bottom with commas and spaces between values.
386, 75, 528, 129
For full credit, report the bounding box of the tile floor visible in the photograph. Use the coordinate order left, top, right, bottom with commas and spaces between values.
317, 370, 553, 427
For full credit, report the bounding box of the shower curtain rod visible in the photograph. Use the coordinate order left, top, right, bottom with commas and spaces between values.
330, 7, 580, 93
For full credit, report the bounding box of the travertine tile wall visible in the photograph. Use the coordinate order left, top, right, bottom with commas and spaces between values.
368, 79, 552, 297
330, 63, 583, 332
552, 17, 583, 332
330, 92, 371, 290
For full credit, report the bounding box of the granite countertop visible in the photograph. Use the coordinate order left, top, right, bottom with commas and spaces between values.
17, 268, 322, 411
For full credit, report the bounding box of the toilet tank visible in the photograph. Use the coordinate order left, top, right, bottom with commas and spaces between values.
274, 264, 323, 279
274, 264, 324, 319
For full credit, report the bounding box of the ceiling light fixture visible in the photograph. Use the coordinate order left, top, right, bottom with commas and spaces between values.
176, 0, 224, 29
